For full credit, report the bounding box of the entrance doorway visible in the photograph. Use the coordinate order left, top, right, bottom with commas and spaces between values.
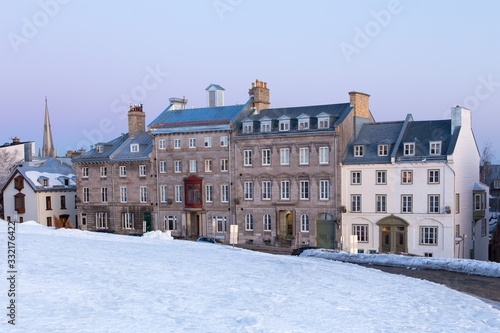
144, 212, 152, 232
316, 213, 336, 249
377, 215, 408, 253
278, 211, 294, 245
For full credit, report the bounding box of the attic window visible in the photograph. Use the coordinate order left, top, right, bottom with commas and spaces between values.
243, 123, 253, 133
260, 121, 271, 132
298, 119, 309, 130
14, 176, 24, 191
354, 145, 364, 157
378, 144, 388, 156
43, 179, 49, 186
64, 179, 69, 186
429, 141, 441, 155
279, 120, 290, 131
404, 142, 415, 156
494, 180, 500, 189
318, 118, 329, 129
130, 144, 139, 152
96, 145, 103, 153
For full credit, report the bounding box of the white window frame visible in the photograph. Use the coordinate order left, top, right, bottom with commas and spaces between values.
159, 139, 167, 149
262, 149, 271, 166
122, 213, 133, 230
243, 123, 253, 133
279, 120, 290, 131
100, 166, 107, 178
244, 150, 253, 166
101, 187, 108, 203
318, 118, 329, 129
404, 142, 415, 156
376, 170, 386, 185
165, 216, 178, 231
82, 167, 89, 178
189, 160, 197, 172
159, 161, 167, 173
351, 194, 361, 212
220, 159, 228, 172
260, 121, 271, 132
320, 180, 329, 200
262, 181, 271, 200
175, 185, 182, 203
351, 171, 361, 185
354, 145, 364, 157
298, 119, 309, 130
189, 138, 196, 148
244, 181, 253, 200
205, 185, 213, 203
139, 164, 146, 177
204, 137, 212, 148
378, 144, 388, 156
280, 148, 290, 165
319, 147, 329, 164
300, 180, 309, 200
96, 145, 103, 153
301, 215, 310, 232
220, 136, 228, 147
428, 169, 440, 184
96, 212, 108, 229
353, 224, 368, 242
174, 160, 182, 173
401, 170, 413, 184
221, 185, 229, 203
299, 147, 309, 165
119, 165, 126, 177
174, 139, 181, 149
130, 144, 139, 153
402, 195, 413, 213
429, 141, 441, 155
215, 216, 227, 233
420, 226, 438, 245
140, 186, 147, 203
376, 194, 386, 213
204, 160, 212, 173
263, 214, 272, 231
83, 187, 89, 203
245, 214, 254, 231
281, 180, 290, 200
428, 195, 440, 213
160, 185, 168, 203
120, 187, 127, 203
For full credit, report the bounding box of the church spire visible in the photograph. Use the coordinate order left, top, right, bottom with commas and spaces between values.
42, 97, 56, 158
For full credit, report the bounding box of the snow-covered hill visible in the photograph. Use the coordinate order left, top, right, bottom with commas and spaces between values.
1, 220, 499, 332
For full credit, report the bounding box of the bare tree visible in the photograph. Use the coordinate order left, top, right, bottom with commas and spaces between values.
480, 142, 495, 184
0, 149, 21, 189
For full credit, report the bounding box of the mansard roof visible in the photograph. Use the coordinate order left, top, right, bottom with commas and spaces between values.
248, 103, 352, 122
72, 135, 129, 163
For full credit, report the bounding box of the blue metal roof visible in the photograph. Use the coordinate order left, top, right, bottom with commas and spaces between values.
14, 158, 76, 192
205, 84, 225, 91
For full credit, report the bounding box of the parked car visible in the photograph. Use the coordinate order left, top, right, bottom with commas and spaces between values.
196, 237, 218, 244
291, 246, 317, 256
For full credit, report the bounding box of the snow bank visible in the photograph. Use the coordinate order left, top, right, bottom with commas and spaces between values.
142, 230, 174, 240
302, 250, 500, 278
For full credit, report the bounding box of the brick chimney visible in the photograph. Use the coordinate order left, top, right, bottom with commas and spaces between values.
349, 91, 371, 118
128, 104, 145, 137
248, 80, 270, 112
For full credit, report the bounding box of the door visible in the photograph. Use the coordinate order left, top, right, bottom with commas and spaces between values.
144, 212, 152, 232
317, 213, 336, 249
377, 216, 408, 253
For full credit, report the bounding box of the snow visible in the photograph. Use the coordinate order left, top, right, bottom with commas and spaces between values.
302, 250, 500, 278
24, 170, 76, 187
142, 230, 174, 240
1, 220, 499, 332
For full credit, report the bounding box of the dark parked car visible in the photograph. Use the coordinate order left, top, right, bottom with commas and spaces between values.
196, 237, 218, 244
291, 246, 317, 256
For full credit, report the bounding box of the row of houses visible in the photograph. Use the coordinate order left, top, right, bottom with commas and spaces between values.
1, 80, 496, 260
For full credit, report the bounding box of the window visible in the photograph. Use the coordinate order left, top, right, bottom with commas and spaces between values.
174, 139, 181, 149
455, 193, 460, 214
319, 147, 329, 164
122, 213, 133, 229
378, 144, 388, 156
220, 159, 228, 172
96, 212, 108, 229
14, 193, 25, 214
189, 160, 197, 172
155, 160, 166, 174
120, 187, 127, 203
320, 180, 329, 200
429, 141, 441, 155
351, 171, 361, 185
299, 147, 309, 165
354, 145, 364, 157
401, 170, 413, 184
481, 219, 487, 237
300, 180, 309, 200
165, 216, 177, 231
279, 120, 290, 131
428, 170, 439, 184
130, 144, 139, 152
280, 148, 290, 165
299, 120, 309, 130
175, 185, 183, 202
351, 195, 361, 212
119, 166, 126, 177
376, 170, 386, 184
429, 195, 440, 213
60, 195, 66, 209
47, 216, 52, 227
83, 187, 89, 203
139, 165, 146, 177
262, 149, 271, 165
160, 185, 168, 203
404, 142, 415, 156
244, 181, 253, 200
220, 136, 228, 147
474, 193, 485, 211
174, 160, 182, 173
43, 178, 49, 186
205, 185, 213, 203
159, 139, 166, 149
353, 224, 368, 242
494, 180, 500, 189
301, 215, 310, 232
318, 118, 329, 129
101, 187, 108, 203
263, 215, 272, 231
402, 195, 413, 213
82, 167, 89, 178
260, 121, 271, 132
455, 224, 461, 238
96, 145, 103, 153
215, 216, 227, 232
205, 160, 212, 172
376, 195, 386, 213
221, 185, 229, 203
189, 138, 196, 148
243, 123, 253, 133
204, 137, 212, 147
244, 150, 253, 166
100, 166, 107, 178
245, 214, 254, 231
140, 186, 147, 203
262, 181, 271, 200
420, 226, 438, 245
281, 180, 290, 200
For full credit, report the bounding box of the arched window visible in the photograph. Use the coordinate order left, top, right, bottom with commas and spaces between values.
263, 214, 271, 231
301, 215, 310, 232
245, 214, 254, 231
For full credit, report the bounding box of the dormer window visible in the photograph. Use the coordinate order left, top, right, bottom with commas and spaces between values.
279, 119, 290, 131
354, 145, 364, 157
260, 120, 272, 132
43, 179, 49, 186
378, 144, 388, 156
96, 145, 103, 153
318, 118, 330, 129
243, 122, 253, 133
429, 141, 441, 155
298, 119, 309, 130
404, 142, 415, 156
64, 179, 69, 186
493, 180, 500, 189
130, 144, 139, 153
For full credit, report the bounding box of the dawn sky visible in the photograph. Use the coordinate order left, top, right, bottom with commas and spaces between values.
1, 0, 499, 161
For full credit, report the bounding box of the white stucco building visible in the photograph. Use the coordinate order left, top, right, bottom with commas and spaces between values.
341, 107, 489, 260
